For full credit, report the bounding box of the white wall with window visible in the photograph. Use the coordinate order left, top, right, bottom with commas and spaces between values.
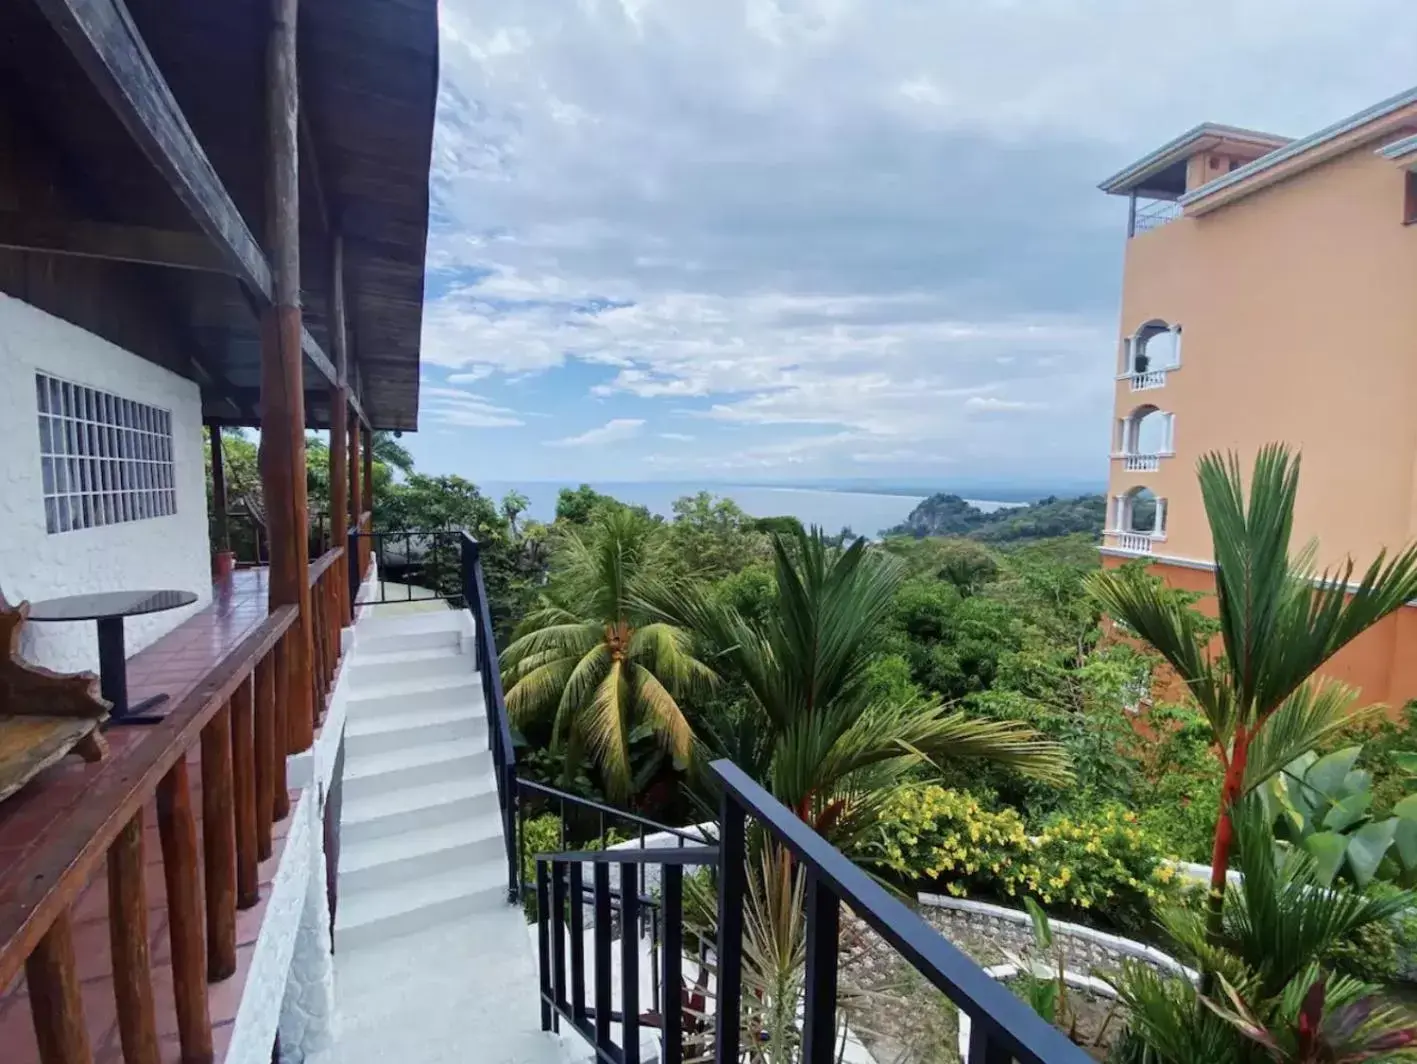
0, 293, 211, 674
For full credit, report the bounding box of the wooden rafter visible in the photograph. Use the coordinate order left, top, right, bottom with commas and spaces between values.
0, 212, 235, 273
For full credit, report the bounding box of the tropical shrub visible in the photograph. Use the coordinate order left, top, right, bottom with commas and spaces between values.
1260, 746, 1417, 887
871, 785, 1175, 931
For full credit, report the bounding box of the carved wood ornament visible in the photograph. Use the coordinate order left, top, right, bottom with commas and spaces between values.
0, 587, 109, 804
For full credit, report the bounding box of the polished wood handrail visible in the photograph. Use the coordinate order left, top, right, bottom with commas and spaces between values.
0, 603, 298, 992
307, 545, 345, 587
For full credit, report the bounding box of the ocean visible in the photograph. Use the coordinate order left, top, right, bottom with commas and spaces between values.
476, 482, 1020, 539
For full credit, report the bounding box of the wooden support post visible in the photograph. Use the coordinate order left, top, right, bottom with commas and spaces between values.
201, 703, 238, 980
25, 912, 93, 1064
329, 233, 351, 625
208, 424, 230, 555
362, 426, 374, 577
157, 757, 214, 1064
261, 0, 315, 753
255, 653, 276, 860
109, 811, 160, 1064
273, 633, 291, 817
231, 677, 259, 909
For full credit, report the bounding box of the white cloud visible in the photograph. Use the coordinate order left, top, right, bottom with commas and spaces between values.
547, 417, 646, 447
420, 384, 525, 428
422, 0, 1417, 479
659, 432, 695, 441
965, 396, 1046, 413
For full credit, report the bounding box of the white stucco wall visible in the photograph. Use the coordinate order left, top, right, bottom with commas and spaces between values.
0, 293, 211, 673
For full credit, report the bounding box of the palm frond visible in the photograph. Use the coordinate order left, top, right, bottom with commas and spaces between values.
552, 644, 612, 748
585, 659, 633, 801
631, 663, 694, 763
504, 657, 578, 728
1241, 680, 1383, 795
627, 622, 718, 695
500, 622, 600, 670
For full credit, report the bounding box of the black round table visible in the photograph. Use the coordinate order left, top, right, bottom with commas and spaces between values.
27, 589, 199, 724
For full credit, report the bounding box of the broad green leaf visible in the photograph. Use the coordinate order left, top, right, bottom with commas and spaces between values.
1305, 746, 1362, 799
1393, 817, 1417, 869
1321, 791, 1372, 832
1347, 818, 1399, 887
1391, 752, 1417, 775
1302, 832, 1349, 886
1024, 897, 1053, 950
1392, 793, 1417, 821
1342, 769, 1372, 797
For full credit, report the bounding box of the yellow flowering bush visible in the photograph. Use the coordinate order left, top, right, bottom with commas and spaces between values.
871, 786, 1176, 932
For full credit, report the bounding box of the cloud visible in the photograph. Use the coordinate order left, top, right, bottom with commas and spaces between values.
547, 418, 646, 447
420, 0, 1417, 480
420, 384, 525, 428
659, 432, 695, 441
965, 396, 1046, 413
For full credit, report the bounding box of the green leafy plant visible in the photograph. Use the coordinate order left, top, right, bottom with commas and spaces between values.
872, 785, 1176, 931
501, 509, 716, 801
1113, 797, 1416, 1064
1088, 444, 1417, 952
642, 528, 1072, 847
1260, 746, 1417, 887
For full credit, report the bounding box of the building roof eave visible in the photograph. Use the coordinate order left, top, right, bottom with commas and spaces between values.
1180, 85, 1417, 212
1097, 123, 1289, 196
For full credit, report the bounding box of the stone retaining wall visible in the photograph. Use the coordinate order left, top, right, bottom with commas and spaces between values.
917, 893, 1198, 984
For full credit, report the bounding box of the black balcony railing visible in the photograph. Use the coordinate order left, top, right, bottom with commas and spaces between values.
347, 529, 1095, 1064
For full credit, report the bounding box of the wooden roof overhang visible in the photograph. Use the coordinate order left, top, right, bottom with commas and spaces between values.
0, 0, 437, 431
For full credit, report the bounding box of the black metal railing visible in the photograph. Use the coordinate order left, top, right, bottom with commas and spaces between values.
516, 777, 708, 903
535, 846, 718, 1064
346, 527, 465, 606
710, 760, 1093, 1064
461, 533, 521, 901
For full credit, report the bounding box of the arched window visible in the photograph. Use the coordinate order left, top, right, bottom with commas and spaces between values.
1115, 404, 1175, 458
1112, 486, 1168, 536
1124, 320, 1182, 376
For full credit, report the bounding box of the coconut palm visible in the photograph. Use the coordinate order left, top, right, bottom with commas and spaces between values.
643, 527, 1072, 846
369, 430, 414, 476
1088, 445, 1417, 949
500, 508, 715, 801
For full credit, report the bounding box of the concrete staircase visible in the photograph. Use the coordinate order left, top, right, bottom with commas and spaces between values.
331, 606, 564, 1064
334, 609, 510, 950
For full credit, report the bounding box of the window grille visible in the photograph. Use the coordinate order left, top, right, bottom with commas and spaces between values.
36, 373, 176, 534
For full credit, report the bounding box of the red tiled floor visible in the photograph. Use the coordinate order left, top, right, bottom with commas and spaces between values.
0, 567, 313, 1064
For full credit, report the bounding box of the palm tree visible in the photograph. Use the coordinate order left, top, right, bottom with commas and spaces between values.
500, 509, 715, 801
370, 430, 414, 476
1088, 445, 1417, 949
644, 527, 1072, 845
502, 490, 530, 536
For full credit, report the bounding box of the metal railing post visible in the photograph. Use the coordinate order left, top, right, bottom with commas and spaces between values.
801, 872, 841, 1064
712, 791, 745, 1064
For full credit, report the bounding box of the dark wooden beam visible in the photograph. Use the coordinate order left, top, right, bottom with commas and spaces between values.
0, 211, 236, 273
33, 0, 273, 298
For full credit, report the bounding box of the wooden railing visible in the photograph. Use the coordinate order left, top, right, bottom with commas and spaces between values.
0, 605, 300, 1064
309, 546, 346, 720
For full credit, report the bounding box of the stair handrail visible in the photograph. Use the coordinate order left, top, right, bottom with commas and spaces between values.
459, 532, 519, 902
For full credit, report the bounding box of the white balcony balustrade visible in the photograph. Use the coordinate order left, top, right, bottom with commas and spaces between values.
1117, 532, 1155, 554
1124, 454, 1161, 472
1129, 370, 1168, 391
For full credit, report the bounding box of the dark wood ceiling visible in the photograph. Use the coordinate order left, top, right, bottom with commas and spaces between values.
0, 0, 437, 431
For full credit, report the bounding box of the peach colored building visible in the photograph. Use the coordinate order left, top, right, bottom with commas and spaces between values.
1098, 87, 1417, 708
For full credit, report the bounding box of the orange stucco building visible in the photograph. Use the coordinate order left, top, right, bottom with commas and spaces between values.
1098, 87, 1417, 708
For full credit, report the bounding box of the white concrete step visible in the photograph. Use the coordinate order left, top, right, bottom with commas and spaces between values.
344, 740, 492, 801
345, 673, 484, 722
356, 621, 463, 656
355, 608, 465, 637
345, 703, 486, 758
339, 813, 508, 894
346, 645, 474, 687
341, 776, 501, 845
335, 862, 509, 951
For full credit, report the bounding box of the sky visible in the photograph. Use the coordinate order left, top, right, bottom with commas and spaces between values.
408, 0, 1417, 487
